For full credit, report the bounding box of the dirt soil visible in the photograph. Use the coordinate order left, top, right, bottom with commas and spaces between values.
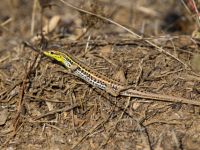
1, 0, 200, 149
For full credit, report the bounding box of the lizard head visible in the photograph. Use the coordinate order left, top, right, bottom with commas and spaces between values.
43, 50, 66, 64
43, 50, 74, 68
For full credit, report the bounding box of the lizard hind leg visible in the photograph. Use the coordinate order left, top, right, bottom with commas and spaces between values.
118, 85, 136, 93
105, 86, 120, 97
105, 84, 136, 97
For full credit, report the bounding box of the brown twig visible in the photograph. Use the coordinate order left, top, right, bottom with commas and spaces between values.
25, 94, 69, 103
0, 80, 23, 102
34, 104, 79, 120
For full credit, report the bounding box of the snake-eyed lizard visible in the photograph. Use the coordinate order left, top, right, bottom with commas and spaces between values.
43, 50, 200, 106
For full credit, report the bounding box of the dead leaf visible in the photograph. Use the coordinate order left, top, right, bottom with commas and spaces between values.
43, 15, 61, 34
99, 45, 112, 58
113, 69, 127, 84
191, 54, 200, 72
46, 102, 54, 111
132, 102, 141, 110
0, 109, 9, 125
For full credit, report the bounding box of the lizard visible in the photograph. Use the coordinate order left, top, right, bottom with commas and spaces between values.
43, 49, 200, 106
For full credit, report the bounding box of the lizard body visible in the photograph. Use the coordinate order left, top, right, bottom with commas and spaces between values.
43, 50, 200, 106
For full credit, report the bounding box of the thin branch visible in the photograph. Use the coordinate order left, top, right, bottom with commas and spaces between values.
59, 0, 190, 69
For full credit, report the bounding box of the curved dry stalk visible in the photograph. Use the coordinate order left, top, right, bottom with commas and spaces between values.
59, 0, 190, 69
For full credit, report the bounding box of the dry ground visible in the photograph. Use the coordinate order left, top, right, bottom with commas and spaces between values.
1, 0, 200, 149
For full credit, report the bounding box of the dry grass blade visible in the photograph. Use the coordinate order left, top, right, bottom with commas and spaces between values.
31, 0, 38, 35
34, 104, 79, 120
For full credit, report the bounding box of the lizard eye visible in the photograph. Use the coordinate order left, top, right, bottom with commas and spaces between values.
50, 51, 55, 55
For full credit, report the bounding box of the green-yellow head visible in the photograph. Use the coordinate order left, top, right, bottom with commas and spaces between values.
43, 50, 74, 68
43, 50, 66, 64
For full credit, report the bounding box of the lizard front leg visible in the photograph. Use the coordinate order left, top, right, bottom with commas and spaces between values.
68, 64, 78, 73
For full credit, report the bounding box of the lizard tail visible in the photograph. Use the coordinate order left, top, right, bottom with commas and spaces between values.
120, 89, 200, 106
